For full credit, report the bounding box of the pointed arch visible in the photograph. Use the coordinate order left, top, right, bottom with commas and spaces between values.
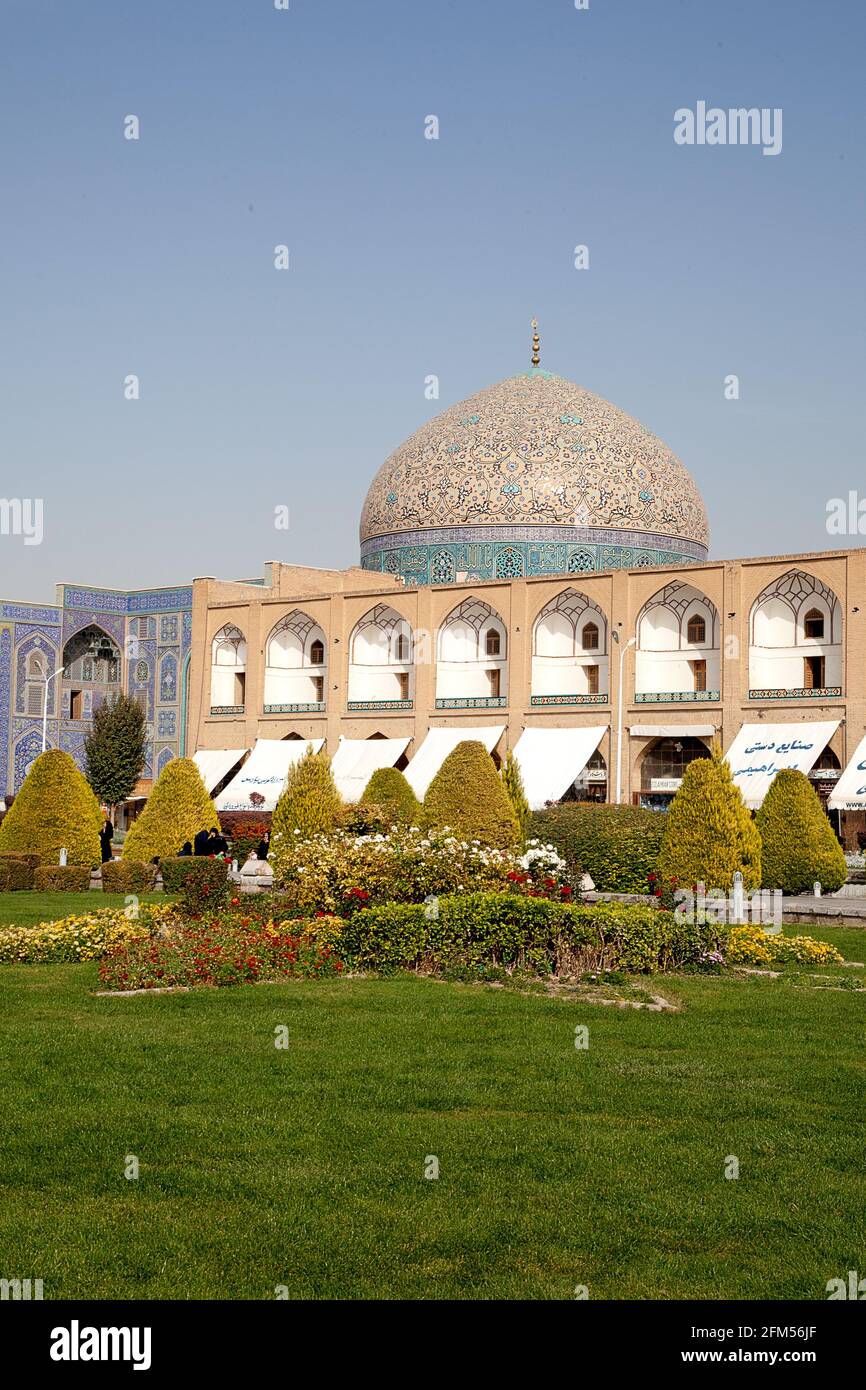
264, 609, 327, 711
436, 597, 507, 707
749, 570, 842, 695
210, 623, 247, 712
634, 582, 719, 702
530, 588, 608, 703
348, 604, 414, 707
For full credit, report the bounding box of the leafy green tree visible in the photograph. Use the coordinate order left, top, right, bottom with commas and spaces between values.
272, 746, 343, 841
84, 692, 147, 808
359, 766, 421, 825
755, 768, 846, 893
123, 757, 219, 862
0, 748, 102, 866
424, 741, 519, 849
500, 751, 530, 845
657, 743, 761, 891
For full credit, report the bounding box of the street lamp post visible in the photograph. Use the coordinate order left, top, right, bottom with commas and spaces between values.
36, 661, 68, 753
614, 635, 637, 806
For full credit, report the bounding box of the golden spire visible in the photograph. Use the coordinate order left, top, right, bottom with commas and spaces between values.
531, 318, 540, 368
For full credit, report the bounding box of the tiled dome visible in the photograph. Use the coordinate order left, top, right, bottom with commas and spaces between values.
359, 369, 709, 586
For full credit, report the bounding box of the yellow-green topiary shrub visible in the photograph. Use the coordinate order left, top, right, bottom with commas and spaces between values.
755, 768, 847, 894
272, 746, 343, 840
423, 741, 519, 850
122, 757, 219, 862
359, 766, 421, 825
0, 749, 102, 866
657, 743, 761, 892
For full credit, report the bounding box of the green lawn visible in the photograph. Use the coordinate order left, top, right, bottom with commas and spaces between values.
0, 892, 171, 927
1, 959, 864, 1299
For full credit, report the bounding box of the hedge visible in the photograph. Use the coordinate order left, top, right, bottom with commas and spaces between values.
272, 747, 343, 839
101, 860, 158, 894
341, 892, 727, 975
529, 803, 667, 893
0, 859, 35, 891
159, 856, 230, 911
0, 852, 41, 891
33, 865, 92, 892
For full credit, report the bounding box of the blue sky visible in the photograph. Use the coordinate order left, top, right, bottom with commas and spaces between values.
1, 0, 864, 599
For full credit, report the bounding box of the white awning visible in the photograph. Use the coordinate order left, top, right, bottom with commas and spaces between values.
215, 737, 324, 813
330, 737, 411, 802
724, 721, 839, 809
405, 725, 505, 799
193, 748, 248, 795
629, 725, 717, 739
513, 726, 607, 810
828, 734, 866, 809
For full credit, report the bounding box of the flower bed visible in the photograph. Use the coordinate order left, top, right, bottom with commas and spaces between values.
269, 824, 572, 914
0, 905, 173, 964
726, 926, 843, 968
98, 919, 344, 991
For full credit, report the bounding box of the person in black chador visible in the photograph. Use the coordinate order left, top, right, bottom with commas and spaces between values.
178, 841, 193, 857
193, 827, 210, 856
207, 825, 227, 855
256, 829, 270, 861
99, 815, 113, 864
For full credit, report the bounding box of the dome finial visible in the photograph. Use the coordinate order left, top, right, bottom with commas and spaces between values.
531, 318, 540, 368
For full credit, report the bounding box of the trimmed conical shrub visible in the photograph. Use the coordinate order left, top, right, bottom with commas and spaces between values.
360, 766, 421, 825
122, 757, 219, 862
500, 750, 530, 845
755, 768, 846, 894
656, 743, 761, 892
272, 746, 343, 840
0, 748, 102, 866
424, 740, 519, 849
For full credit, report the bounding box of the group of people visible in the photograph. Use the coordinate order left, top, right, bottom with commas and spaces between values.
176, 827, 270, 861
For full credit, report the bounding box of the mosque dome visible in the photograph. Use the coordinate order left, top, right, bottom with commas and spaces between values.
359, 364, 709, 586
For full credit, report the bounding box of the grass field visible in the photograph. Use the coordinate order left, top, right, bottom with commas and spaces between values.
0, 892, 171, 927
1, 944, 865, 1299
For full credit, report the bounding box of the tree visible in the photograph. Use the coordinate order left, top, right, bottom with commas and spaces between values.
0, 749, 102, 865
500, 751, 530, 845
359, 766, 421, 825
122, 757, 219, 862
656, 743, 761, 892
755, 768, 846, 894
272, 746, 343, 841
423, 741, 519, 849
84, 692, 147, 809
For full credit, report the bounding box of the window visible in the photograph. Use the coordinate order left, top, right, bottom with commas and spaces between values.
485, 629, 501, 657
581, 622, 599, 651
70, 690, 83, 720
397, 672, 410, 701
690, 659, 707, 692
487, 668, 501, 698
234, 672, 246, 707
804, 655, 825, 690
395, 632, 409, 662
586, 664, 599, 695
27, 684, 43, 716
310, 639, 324, 665
803, 608, 824, 640
687, 615, 706, 645
313, 675, 324, 703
